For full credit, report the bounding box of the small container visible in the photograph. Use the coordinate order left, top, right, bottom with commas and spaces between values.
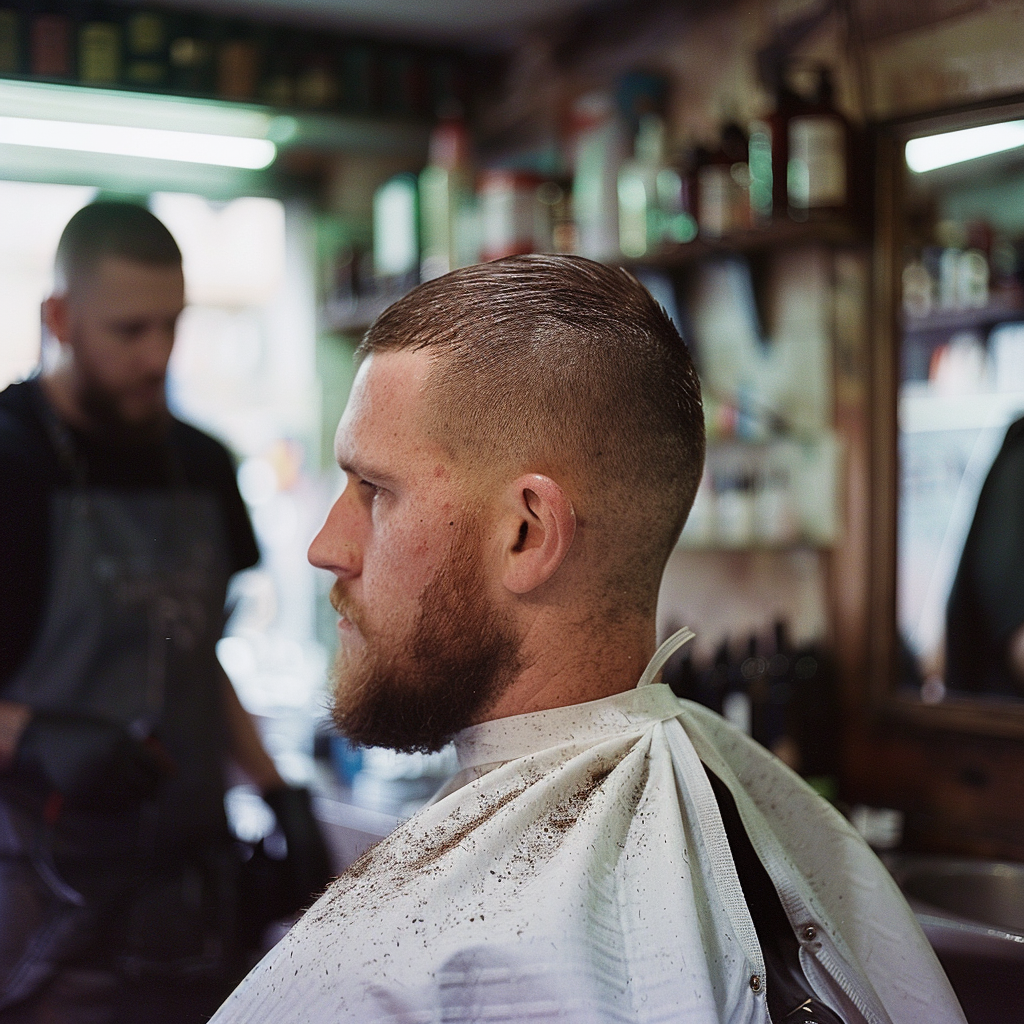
217, 31, 260, 101
479, 170, 542, 262
787, 66, 850, 218
30, 10, 73, 79
296, 39, 338, 110
168, 15, 214, 95
754, 468, 799, 546
259, 31, 296, 108
78, 15, 121, 86
0, 7, 21, 75
124, 10, 168, 89
715, 472, 755, 547
373, 172, 419, 280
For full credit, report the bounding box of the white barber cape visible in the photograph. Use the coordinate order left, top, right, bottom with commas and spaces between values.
213, 631, 964, 1024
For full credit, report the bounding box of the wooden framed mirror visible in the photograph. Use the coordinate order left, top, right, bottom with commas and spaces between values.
872, 93, 1024, 739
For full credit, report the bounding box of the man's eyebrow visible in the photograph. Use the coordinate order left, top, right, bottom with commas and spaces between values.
337, 457, 397, 487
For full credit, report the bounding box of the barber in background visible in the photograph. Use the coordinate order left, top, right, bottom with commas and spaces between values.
0, 201, 332, 1023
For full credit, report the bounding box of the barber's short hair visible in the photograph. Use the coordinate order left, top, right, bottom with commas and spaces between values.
360, 255, 705, 610
55, 201, 181, 293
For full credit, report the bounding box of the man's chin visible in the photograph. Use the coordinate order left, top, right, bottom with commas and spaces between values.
78, 378, 168, 437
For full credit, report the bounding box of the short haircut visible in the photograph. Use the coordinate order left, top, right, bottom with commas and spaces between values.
359, 255, 705, 613
55, 201, 181, 293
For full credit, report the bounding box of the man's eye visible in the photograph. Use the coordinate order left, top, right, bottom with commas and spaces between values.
359, 479, 382, 496
115, 322, 147, 341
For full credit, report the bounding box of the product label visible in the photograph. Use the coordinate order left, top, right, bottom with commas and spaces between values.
788, 116, 846, 209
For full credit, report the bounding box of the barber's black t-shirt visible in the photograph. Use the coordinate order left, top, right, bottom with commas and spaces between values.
946, 416, 1024, 696
0, 377, 260, 688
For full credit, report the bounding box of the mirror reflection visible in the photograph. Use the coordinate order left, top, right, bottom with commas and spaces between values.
899, 110, 1024, 702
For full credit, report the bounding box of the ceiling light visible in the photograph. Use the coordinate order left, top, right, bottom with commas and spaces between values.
906, 120, 1024, 173
0, 115, 276, 169
0, 78, 283, 171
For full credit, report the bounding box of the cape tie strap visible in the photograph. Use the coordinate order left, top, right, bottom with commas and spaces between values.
637, 626, 695, 687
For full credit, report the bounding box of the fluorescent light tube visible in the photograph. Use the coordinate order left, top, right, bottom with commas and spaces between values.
906, 120, 1024, 173
0, 115, 276, 169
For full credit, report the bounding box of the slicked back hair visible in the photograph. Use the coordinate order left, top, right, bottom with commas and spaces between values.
55, 201, 181, 294
359, 255, 705, 615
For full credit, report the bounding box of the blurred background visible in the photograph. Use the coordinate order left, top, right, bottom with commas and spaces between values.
2, 2, 1024, 1015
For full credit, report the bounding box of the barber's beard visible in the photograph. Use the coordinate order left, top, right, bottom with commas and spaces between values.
75, 359, 169, 443
330, 522, 523, 753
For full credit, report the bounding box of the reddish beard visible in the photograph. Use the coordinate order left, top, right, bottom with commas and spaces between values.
329, 520, 522, 753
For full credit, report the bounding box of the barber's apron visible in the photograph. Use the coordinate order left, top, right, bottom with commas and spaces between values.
0, 422, 234, 1009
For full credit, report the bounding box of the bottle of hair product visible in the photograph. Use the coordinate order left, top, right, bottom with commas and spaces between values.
78, 3, 121, 86
723, 637, 754, 735
418, 115, 476, 280
762, 68, 803, 221
747, 117, 773, 225
373, 172, 419, 283
479, 169, 543, 262
259, 29, 296, 109
618, 113, 675, 258
295, 35, 339, 110
123, 9, 167, 89
697, 121, 750, 238
216, 23, 260, 102
787, 65, 849, 219
0, 6, 21, 75
167, 13, 214, 96
570, 92, 628, 262
30, 6, 73, 79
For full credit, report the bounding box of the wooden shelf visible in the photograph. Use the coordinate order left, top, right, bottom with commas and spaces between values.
320, 218, 864, 333
634, 216, 863, 269
903, 301, 1024, 337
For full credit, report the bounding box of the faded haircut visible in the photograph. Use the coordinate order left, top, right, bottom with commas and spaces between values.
55, 201, 181, 294
359, 254, 705, 614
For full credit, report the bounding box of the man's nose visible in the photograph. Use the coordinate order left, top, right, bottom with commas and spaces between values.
308, 488, 362, 578
141, 325, 175, 375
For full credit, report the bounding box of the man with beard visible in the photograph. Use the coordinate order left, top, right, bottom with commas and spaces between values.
213, 256, 964, 1024
0, 201, 330, 1023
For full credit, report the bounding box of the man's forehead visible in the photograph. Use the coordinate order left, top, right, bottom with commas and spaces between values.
333, 348, 440, 466
73, 256, 184, 309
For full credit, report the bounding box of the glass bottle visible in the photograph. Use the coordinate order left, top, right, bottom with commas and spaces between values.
78, 3, 121, 87
168, 13, 214, 96
30, 5, 73, 79
0, 6, 21, 75
787, 65, 850, 219
217, 22, 260, 101
418, 115, 476, 280
124, 9, 167, 89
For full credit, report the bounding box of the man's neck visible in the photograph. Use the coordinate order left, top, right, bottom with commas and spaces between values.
475, 616, 658, 724
39, 367, 84, 429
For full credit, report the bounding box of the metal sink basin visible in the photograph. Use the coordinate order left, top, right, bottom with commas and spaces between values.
885, 855, 1024, 1024
897, 857, 1024, 935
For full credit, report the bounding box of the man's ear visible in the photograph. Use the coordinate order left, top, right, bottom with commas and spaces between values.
42, 295, 70, 347
501, 474, 576, 595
